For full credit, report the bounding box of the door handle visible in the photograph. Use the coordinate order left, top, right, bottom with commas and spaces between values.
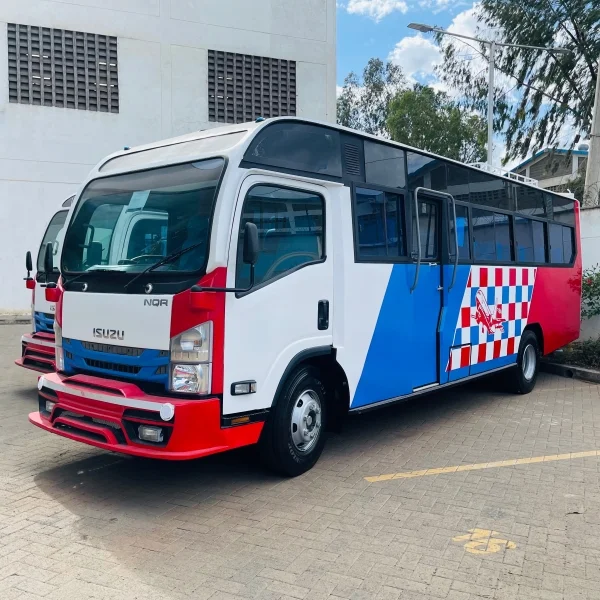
318, 300, 329, 330
437, 286, 443, 291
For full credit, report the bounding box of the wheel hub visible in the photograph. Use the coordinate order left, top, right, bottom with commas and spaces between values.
290, 390, 322, 453
522, 344, 536, 381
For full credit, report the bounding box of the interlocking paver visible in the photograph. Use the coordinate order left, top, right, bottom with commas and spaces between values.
3, 324, 600, 599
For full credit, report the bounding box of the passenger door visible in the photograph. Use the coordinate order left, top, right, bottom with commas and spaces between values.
222, 175, 334, 416
410, 192, 444, 390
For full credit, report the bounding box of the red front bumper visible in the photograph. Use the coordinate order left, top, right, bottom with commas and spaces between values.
29, 372, 264, 460
15, 333, 56, 373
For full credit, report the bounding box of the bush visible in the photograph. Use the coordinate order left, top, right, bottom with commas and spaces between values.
582, 264, 600, 319
551, 339, 600, 370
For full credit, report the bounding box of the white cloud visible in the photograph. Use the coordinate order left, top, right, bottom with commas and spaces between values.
336, 85, 344, 98
346, 0, 408, 22
388, 34, 441, 82
447, 5, 480, 37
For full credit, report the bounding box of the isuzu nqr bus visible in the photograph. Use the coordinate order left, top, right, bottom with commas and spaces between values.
30, 118, 581, 475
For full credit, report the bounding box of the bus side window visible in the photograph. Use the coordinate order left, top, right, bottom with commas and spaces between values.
451, 205, 470, 260
549, 223, 575, 264
354, 187, 405, 259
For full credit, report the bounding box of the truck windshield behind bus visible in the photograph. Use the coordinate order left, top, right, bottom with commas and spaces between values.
61, 158, 225, 276
36, 210, 68, 273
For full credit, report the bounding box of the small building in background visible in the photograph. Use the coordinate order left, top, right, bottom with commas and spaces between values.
0, 1, 337, 310
512, 144, 588, 194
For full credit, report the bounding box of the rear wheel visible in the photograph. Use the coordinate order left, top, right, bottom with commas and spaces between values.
259, 365, 327, 476
508, 330, 540, 394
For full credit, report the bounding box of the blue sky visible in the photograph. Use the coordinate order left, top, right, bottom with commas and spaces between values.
336, 0, 479, 89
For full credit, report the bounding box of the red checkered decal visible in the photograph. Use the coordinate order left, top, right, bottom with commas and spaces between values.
447, 266, 537, 371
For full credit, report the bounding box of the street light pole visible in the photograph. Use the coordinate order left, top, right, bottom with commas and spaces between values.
487, 41, 495, 166
407, 23, 572, 168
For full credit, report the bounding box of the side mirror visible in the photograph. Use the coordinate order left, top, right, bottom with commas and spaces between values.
243, 222, 259, 265
44, 242, 53, 275
190, 222, 259, 295
24, 250, 33, 284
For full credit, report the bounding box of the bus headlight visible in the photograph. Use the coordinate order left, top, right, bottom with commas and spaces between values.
170, 363, 211, 394
54, 321, 65, 372
169, 323, 212, 394
170, 322, 212, 363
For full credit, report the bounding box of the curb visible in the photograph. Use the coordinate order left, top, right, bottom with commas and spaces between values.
0, 315, 30, 326
541, 360, 600, 384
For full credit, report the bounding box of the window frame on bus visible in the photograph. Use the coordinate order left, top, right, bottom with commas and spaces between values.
234, 182, 328, 297
350, 181, 410, 265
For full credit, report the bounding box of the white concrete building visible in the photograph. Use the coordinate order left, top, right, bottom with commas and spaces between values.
0, 0, 336, 311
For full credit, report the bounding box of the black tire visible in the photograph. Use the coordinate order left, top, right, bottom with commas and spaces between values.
259, 365, 327, 477
508, 330, 540, 394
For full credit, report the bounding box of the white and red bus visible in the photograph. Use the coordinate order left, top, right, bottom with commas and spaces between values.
30, 119, 581, 475
16, 197, 73, 373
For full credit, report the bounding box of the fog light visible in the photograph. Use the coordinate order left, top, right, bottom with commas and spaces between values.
45, 400, 56, 413
138, 425, 164, 443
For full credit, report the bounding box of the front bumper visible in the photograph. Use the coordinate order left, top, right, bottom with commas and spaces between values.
15, 333, 56, 373
29, 372, 264, 460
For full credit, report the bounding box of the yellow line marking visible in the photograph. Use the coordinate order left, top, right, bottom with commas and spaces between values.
452, 529, 516, 555
364, 450, 600, 483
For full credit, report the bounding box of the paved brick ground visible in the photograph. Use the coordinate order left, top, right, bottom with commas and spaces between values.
2, 323, 600, 599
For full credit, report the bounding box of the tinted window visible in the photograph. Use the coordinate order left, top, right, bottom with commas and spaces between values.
355, 188, 405, 258
517, 185, 545, 216
62, 159, 225, 274
244, 123, 342, 177
407, 152, 445, 192
364, 141, 405, 188
236, 185, 324, 288
472, 208, 512, 262
430, 165, 447, 191
532, 220, 546, 263
469, 169, 514, 210
450, 204, 470, 260
447, 164, 470, 202
37, 210, 68, 272
412, 200, 438, 260
549, 223, 574, 264
552, 194, 576, 226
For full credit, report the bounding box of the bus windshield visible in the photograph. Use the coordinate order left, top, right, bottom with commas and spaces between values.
37, 210, 68, 273
61, 158, 225, 275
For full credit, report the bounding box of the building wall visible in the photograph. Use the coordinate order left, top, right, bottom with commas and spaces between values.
0, 0, 336, 311
579, 207, 600, 339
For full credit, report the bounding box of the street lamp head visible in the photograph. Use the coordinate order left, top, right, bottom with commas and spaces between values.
548, 48, 572, 55
408, 22, 434, 33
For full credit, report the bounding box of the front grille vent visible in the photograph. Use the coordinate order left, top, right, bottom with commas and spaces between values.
84, 359, 141, 374
81, 341, 144, 356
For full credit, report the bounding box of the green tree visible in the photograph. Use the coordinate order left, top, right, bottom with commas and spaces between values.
387, 85, 488, 163
337, 58, 406, 136
436, 0, 600, 162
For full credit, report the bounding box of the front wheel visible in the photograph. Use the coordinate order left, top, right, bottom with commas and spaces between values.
508, 330, 540, 394
259, 366, 327, 477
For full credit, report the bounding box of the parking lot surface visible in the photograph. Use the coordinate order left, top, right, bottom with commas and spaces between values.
2, 323, 600, 599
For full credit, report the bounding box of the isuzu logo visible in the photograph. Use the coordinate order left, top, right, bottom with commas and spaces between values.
93, 328, 124, 340
144, 299, 168, 307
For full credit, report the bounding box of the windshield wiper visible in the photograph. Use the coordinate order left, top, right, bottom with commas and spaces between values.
124, 241, 205, 291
